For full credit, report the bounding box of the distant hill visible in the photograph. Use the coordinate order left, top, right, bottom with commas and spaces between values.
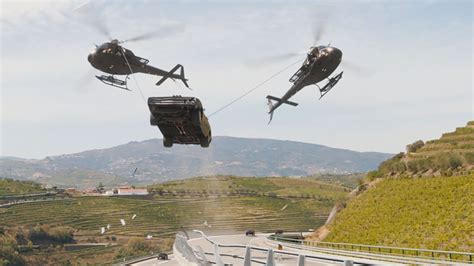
0, 136, 392, 188
319, 121, 474, 253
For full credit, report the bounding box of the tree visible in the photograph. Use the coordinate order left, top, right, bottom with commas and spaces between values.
96, 182, 105, 193
406, 140, 425, 153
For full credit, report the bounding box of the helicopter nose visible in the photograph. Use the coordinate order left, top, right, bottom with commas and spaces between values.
331, 47, 343, 61
87, 52, 94, 63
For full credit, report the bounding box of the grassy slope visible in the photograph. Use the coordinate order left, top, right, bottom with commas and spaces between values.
416, 122, 474, 156
325, 174, 473, 252
325, 122, 474, 253
0, 178, 45, 196
1, 176, 347, 264
0, 196, 332, 236
149, 175, 350, 199
376, 121, 474, 177
307, 173, 364, 189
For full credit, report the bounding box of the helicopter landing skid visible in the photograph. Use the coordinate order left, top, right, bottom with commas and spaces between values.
317, 71, 343, 99
95, 75, 131, 91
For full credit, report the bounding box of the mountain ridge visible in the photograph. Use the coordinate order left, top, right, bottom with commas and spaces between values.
0, 136, 392, 188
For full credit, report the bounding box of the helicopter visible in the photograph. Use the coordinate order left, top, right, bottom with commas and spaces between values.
87, 39, 189, 90
266, 44, 343, 122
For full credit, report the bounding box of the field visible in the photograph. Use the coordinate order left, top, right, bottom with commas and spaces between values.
325, 175, 474, 252
0, 178, 45, 196
1, 196, 333, 237
149, 175, 351, 199
0, 176, 346, 264
307, 173, 364, 189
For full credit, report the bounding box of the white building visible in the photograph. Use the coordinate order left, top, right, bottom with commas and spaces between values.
117, 188, 148, 196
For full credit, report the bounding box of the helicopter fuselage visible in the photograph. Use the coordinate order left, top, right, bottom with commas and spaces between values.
87, 41, 182, 79
300, 46, 342, 85
268, 46, 342, 114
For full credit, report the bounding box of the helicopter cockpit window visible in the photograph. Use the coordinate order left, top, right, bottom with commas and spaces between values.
307, 50, 317, 64
98, 44, 108, 53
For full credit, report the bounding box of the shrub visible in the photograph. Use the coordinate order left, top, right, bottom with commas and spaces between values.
435, 153, 463, 170
0, 235, 26, 266
392, 162, 407, 172
128, 237, 149, 252
407, 161, 418, 173
48, 227, 74, 243
406, 140, 425, 153
464, 152, 474, 164
115, 237, 151, 259
378, 153, 405, 175
28, 225, 74, 244
448, 154, 463, 168
416, 158, 433, 172
366, 171, 380, 181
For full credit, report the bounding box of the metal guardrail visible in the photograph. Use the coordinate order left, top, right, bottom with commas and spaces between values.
191, 230, 360, 266
175, 233, 201, 264
269, 235, 474, 264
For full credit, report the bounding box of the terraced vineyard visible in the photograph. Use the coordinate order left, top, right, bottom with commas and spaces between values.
1, 196, 330, 238
149, 175, 351, 199
411, 121, 474, 157
373, 121, 474, 177
325, 175, 474, 252
1, 176, 345, 264
322, 122, 474, 254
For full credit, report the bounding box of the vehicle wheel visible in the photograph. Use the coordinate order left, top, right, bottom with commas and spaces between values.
200, 136, 210, 148
163, 138, 173, 148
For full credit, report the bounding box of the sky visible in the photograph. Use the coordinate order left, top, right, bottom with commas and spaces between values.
1, 0, 472, 159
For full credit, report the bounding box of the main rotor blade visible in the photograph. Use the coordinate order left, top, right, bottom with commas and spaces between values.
72, 1, 113, 40
246, 51, 305, 66
88, 16, 113, 40
121, 24, 185, 43
73, 68, 96, 93
310, 10, 328, 46
341, 60, 373, 77
312, 23, 325, 45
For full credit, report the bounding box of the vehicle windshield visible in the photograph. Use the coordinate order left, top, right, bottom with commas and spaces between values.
97, 43, 120, 55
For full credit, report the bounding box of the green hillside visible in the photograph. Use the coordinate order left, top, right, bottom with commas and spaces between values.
0, 178, 45, 196
374, 121, 474, 177
325, 175, 474, 252
149, 175, 351, 199
0, 176, 346, 264
323, 121, 474, 253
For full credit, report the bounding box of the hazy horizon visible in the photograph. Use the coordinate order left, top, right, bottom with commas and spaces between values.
0, 135, 397, 160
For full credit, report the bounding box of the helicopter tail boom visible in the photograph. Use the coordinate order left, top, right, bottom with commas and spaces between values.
266, 95, 298, 107
155, 64, 189, 88
266, 95, 298, 123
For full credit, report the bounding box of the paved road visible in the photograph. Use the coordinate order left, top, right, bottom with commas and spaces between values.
133, 233, 402, 265
132, 254, 177, 266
